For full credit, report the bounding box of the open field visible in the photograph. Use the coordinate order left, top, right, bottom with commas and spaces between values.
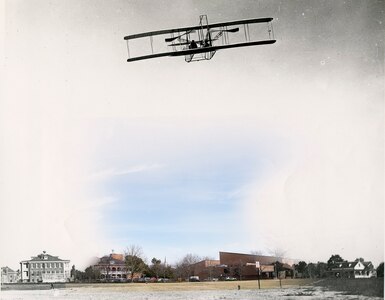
314, 278, 384, 298
1, 279, 313, 292
67, 278, 315, 291
1, 279, 384, 299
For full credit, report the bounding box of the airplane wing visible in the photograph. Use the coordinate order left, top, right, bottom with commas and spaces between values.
124, 16, 276, 62
126, 39, 276, 62
124, 25, 202, 40
124, 17, 273, 41
207, 17, 273, 29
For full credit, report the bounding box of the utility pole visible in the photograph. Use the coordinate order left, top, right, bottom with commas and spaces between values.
256, 261, 261, 289
275, 262, 282, 288
246, 261, 260, 289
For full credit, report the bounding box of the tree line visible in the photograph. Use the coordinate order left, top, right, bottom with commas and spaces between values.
70, 247, 384, 282
71, 245, 204, 283
293, 254, 384, 278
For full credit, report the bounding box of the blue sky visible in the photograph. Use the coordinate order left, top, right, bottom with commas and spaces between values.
1, 0, 383, 270
84, 117, 280, 261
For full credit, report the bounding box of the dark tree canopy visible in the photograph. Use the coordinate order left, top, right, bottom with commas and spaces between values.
150, 257, 162, 278
84, 266, 100, 282
125, 255, 147, 281
327, 254, 345, 267
354, 257, 365, 262
294, 261, 307, 274
376, 262, 384, 277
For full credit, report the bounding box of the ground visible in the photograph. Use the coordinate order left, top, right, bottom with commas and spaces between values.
1, 279, 383, 299
314, 278, 384, 298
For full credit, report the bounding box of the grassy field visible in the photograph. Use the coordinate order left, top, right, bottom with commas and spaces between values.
65, 278, 315, 292
314, 278, 384, 298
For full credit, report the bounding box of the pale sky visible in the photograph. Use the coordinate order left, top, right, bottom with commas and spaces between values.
1, 0, 384, 271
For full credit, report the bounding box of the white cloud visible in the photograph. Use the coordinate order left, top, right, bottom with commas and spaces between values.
88, 164, 165, 181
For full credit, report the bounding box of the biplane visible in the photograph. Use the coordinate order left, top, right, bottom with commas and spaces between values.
124, 15, 276, 63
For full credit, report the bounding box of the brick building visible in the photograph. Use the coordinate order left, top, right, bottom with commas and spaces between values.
219, 251, 294, 280
93, 253, 130, 282
190, 259, 221, 281
191, 251, 295, 281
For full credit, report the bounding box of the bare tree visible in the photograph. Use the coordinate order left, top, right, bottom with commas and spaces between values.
250, 250, 265, 255
268, 248, 287, 261
174, 253, 201, 281
124, 245, 147, 282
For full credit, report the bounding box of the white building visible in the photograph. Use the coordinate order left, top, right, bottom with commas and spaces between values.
352, 261, 376, 278
330, 260, 376, 278
20, 251, 70, 283
1, 266, 19, 283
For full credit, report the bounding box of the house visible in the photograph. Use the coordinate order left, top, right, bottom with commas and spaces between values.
19, 251, 70, 283
93, 253, 130, 282
329, 260, 376, 278
1, 266, 19, 283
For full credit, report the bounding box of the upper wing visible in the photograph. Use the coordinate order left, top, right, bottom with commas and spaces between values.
124, 17, 273, 40
207, 17, 273, 29
124, 25, 202, 40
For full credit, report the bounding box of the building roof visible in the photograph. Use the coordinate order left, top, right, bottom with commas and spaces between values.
281, 263, 294, 270
192, 259, 220, 267
260, 265, 274, 272
1, 266, 16, 273
330, 261, 373, 271
219, 251, 295, 266
21, 252, 69, 263
95, 254, 126, 266
330, 261, 356, 270
362, 261, 374, 269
